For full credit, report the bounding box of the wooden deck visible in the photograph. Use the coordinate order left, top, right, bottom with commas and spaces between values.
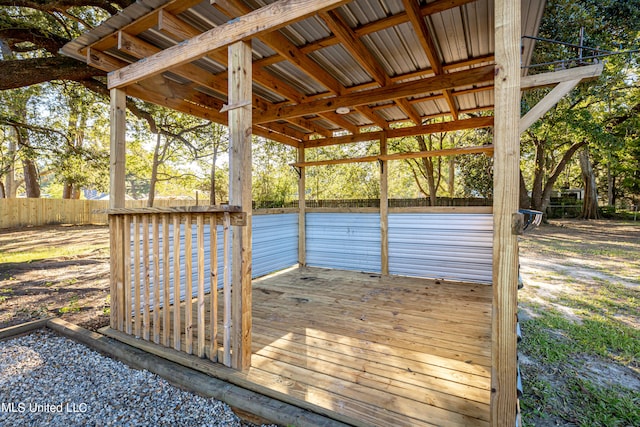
105, 267, 492, 426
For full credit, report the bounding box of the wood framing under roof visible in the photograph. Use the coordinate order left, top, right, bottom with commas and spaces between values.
62, 0, 549, 149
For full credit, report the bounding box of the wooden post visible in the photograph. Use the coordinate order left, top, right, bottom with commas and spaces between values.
109, 88, 126, 331
379, 134, 389, 275
298, 146, 306, 266
492, 0, 521, 425
228, 40, 252, 371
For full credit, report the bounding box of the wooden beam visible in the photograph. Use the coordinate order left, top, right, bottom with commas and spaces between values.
108, 0, 351, 89
257, 65, 495, 124
158, 8, 305, 105
380, 144, 494, 162
519, 79, 581, 133
117, 31, 228, 96
491, 0, 521, 424
379, 134, 389, 275
291, 144, 494, 167
303, 116, 494, 148
297, 146, 306, 266
109, 88, 126, 332
520, 63, 603, 90
110, 88, 126, 210
216, 0, 344, 95
228, 41, 253, 371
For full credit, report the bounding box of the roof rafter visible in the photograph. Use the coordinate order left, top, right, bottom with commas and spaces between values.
256, 65, 495, 124
108, 0, 352, 89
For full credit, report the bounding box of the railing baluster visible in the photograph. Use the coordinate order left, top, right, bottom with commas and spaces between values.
184, 213, 193, 355
210, 215, 218, 362
197, 215, 205, 358
123, 214, 132, 335
223, 211, 232, 367
133, 215, 141, 338
152, 215, 160, 344
142, 215, 150, 341
162, 214, 170, 347
173, 214, 181, 351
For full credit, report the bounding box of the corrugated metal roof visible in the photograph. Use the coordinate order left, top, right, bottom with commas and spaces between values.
61, 0, 547, 142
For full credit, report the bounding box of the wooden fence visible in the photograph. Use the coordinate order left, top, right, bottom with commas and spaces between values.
0, 198, 208, 229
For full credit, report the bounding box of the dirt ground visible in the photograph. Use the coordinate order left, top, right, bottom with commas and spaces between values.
0, 225, 111, 331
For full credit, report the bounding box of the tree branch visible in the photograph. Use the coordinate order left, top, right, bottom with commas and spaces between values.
0, 56, 105, 90
0, 0, 135, 16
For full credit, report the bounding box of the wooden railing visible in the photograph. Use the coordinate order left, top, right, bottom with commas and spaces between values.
107, 206, 246, 366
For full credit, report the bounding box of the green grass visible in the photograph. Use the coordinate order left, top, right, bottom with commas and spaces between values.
59, 295, 81, 314
0, 244, 107, 264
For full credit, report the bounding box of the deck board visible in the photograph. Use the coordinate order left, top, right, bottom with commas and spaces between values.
113, 267, 492, 426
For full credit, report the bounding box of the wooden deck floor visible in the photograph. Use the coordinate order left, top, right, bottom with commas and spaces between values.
106, 267, 492, 426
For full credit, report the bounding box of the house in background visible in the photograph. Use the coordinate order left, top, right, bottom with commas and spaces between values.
62, 0, 602, 425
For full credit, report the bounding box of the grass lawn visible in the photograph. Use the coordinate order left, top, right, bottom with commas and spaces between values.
518, 220, 639, 427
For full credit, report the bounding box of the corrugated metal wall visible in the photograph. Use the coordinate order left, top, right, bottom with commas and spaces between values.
131, 213, 298, 308
306, 213, 381, 273
388, 213, 493, 283
252, 213, 298, 277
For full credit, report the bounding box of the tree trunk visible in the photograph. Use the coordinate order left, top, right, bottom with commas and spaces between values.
0, 182, 5, 198
4, 139, 17, 198
530, 141, 545, 211
448, 157, 455, 197
519, 171, 531, 209
580, 148, 600, 219
63, 183, 73, 199
210, 143, 218, 205
416, 135, 437, 205
148, 133, 162, 207
22, 158, 40, 198
607, 158, 615, 207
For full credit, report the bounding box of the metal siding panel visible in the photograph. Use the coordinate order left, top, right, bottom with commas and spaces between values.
306, 213, 381, 273
388, 213, 493, 283
252, 214, 299, 277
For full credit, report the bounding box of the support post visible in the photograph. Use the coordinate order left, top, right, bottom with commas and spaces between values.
228, 40, 252, 371
492, 0, 521, 425
298, 146, 306, 266
379, 134, 389, 275
109, 88, 127, 331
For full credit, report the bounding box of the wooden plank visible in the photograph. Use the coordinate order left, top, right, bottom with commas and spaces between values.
209, 215, 218, 361
109, 88, 126, 210
0, 317, 52, 341
109, 216, 119, 330
222, 212, 232, 367
297, 146, 306, 266
108, 0, 351, 89
184, 213, 193, 355
492, 0, 521, 424
519, 79, 581, 133
142, 215, 150, 341
228, 40, 253, 371
303, 116, 494, 148
152, 215, 160, 344
291, 145, 494, 167
162, 215, 171, 347
520, 63, 603, 90
196, 215, 206, 358
133, 215, 141, 337
172, 214, 181, 351
379, 134, 389, 275
123, 215, 132, 335
256, 65, 495, 124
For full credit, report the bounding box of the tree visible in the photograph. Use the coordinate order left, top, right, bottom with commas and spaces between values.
521, 0, 640, 217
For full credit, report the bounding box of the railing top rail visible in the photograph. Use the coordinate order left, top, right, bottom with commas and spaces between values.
104, 205, 243, 215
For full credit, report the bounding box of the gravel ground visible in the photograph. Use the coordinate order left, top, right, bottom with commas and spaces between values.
0, 330, 269, 427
